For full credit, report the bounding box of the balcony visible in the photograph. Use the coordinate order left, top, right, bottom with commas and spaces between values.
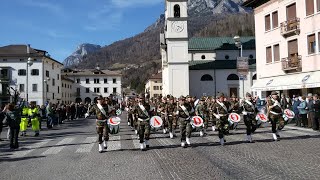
280, 18, 300, 37
281, 55, 302, 72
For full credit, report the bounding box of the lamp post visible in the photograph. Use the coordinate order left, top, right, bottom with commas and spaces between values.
234, 36, 245, 98
44, 77, 50, 105
26, 45, 34, 102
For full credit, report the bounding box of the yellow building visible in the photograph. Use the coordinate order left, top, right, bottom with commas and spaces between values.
145, 73, 162, 98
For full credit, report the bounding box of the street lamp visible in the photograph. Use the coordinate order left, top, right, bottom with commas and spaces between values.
44, 77, 50, 104
233, 36, 245, 98
26, 52, 34, 102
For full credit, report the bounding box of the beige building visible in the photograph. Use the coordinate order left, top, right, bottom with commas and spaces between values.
244, 0, 320, 98
145, 73, 162, 98
61, 75, 74, 104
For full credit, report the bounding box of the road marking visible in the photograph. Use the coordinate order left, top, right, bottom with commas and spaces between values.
107, 136, 121, 151
11, 139, 52, 158
75, 137, 96, 153
42, 138, 74, 155
131, 135, 140, 149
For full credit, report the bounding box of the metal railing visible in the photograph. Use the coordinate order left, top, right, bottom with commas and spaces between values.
280, 17, 300, 37
281, 55, 302, 71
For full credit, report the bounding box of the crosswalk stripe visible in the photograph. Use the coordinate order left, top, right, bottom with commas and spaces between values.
131, 135, 140, 149
75, 137, 96, 153
107, 136, 121, 151
11, 139, 52, 158
42, 138, 75, 155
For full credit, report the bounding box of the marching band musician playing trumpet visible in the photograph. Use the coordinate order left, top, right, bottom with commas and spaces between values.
267, 91, 285, 141
240, 92, 257, 143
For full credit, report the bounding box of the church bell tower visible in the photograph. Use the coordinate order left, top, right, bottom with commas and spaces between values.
161, 0, 189, 97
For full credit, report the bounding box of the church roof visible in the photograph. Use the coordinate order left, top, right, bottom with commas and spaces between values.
189, 59, 256, 70
242, 0, 270, 8
188, 37, 255, 51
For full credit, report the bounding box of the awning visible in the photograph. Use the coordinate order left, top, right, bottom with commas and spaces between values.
252, 71, 320, 91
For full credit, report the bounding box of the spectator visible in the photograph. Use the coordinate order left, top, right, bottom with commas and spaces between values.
46, 102, 54, 129
40, 105, 46, 130
292, 96, 300, 126
4, 102, 23, 149
280, 94, 288, 110
306, 93, 314, 128
0, 104, 5, 141
312, 94, 320, 131
297, 96, 308, 127
70, 103, 76, 121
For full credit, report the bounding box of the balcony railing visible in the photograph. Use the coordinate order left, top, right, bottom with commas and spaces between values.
281, 55, 302, 72
280, 17, 300, 37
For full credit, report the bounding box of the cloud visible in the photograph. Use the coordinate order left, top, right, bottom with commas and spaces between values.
85, 0, 162, 31
110, 0, 163, 8
21, 0, 65, 17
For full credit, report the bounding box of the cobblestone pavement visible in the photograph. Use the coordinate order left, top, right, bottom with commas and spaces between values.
1, 113, 320, 180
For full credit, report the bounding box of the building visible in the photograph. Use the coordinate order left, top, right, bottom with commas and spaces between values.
161, 0, 256, 98
145, 73, 162, 98
243, 0, 320, 98
62, 68, 122, 103
0, 45, 63, 105
61, 75, 74, 104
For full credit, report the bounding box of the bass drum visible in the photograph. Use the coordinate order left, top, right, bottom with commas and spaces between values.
108, 117, 121, 134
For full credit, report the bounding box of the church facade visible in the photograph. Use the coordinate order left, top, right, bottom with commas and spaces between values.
161, 0, 256, 98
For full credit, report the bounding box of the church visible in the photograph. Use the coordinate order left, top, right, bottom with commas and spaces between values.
161, 0, 256, 98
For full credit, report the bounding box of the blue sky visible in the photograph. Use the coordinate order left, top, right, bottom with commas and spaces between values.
0, 0, 164, 62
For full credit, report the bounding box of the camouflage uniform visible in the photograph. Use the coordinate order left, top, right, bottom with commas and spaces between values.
134, 102, 152, 144
177, 98, 194, 144
241, 98, 257, 135
208, 98, 217, 130
127, 100, 134, 128
229, 99, 240, 130
267, 95, 285, 134
195, 98, 209, 135
212, 99, 230, 139
158, 100, 168, 132
167, 98, 177, 134
88, 103, 110, 144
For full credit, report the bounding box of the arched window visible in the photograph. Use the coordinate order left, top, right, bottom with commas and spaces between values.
227, 74, 239, 80
252, 74, 257, 80
201, 74, 213, 81
174, 4, 180, 18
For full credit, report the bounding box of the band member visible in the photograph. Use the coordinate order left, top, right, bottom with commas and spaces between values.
167, 96, 177, 139
158, 97, 168, 134
127, 99, 135, 129
86, 95, 109, 153
195, 97, 208, 137
29, 102, 40, 136
134, 94, 152, 151
229, 94, 240, 130
241, 93, 257, 143
176, 96, 194, 148
209, 97, 217, 131
267, 91, 285, 141
212, 93, 230, 145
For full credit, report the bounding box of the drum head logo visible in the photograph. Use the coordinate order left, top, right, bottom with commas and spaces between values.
228, 113, 241, 123
256, 113, 268, 122
108, 117, 121, 126
150, 116, 163, 128
284, 109, 295, 119
191, 116, 204, 127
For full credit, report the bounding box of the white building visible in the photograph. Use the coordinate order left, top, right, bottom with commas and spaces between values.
61, 75, 74, 104
161, 0, 256, 98
145, 73, 162, 98
0, 45, 63, 105
62, 68, 122, 103
244, 0, 320, 98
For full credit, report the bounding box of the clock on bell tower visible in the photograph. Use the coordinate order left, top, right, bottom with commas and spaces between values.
161, 0, 189, 97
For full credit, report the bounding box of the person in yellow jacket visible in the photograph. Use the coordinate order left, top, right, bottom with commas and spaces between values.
29, 102, 40, 136
20, 102, 29, 136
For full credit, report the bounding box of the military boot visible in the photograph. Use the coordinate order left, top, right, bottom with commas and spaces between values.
145, 140, 149, 148
169, 132, 174, 139
272, 133, 278, 141
98, 144, 103, 153
103, 141, 108, 149
186, 138, 191, 146
220, 138, 225, 146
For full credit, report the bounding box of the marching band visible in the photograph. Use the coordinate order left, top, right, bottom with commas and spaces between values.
86, 91, 295, 153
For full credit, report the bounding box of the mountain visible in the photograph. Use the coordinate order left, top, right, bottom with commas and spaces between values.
63, 43, 101, 67
66, 0, 254, 92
